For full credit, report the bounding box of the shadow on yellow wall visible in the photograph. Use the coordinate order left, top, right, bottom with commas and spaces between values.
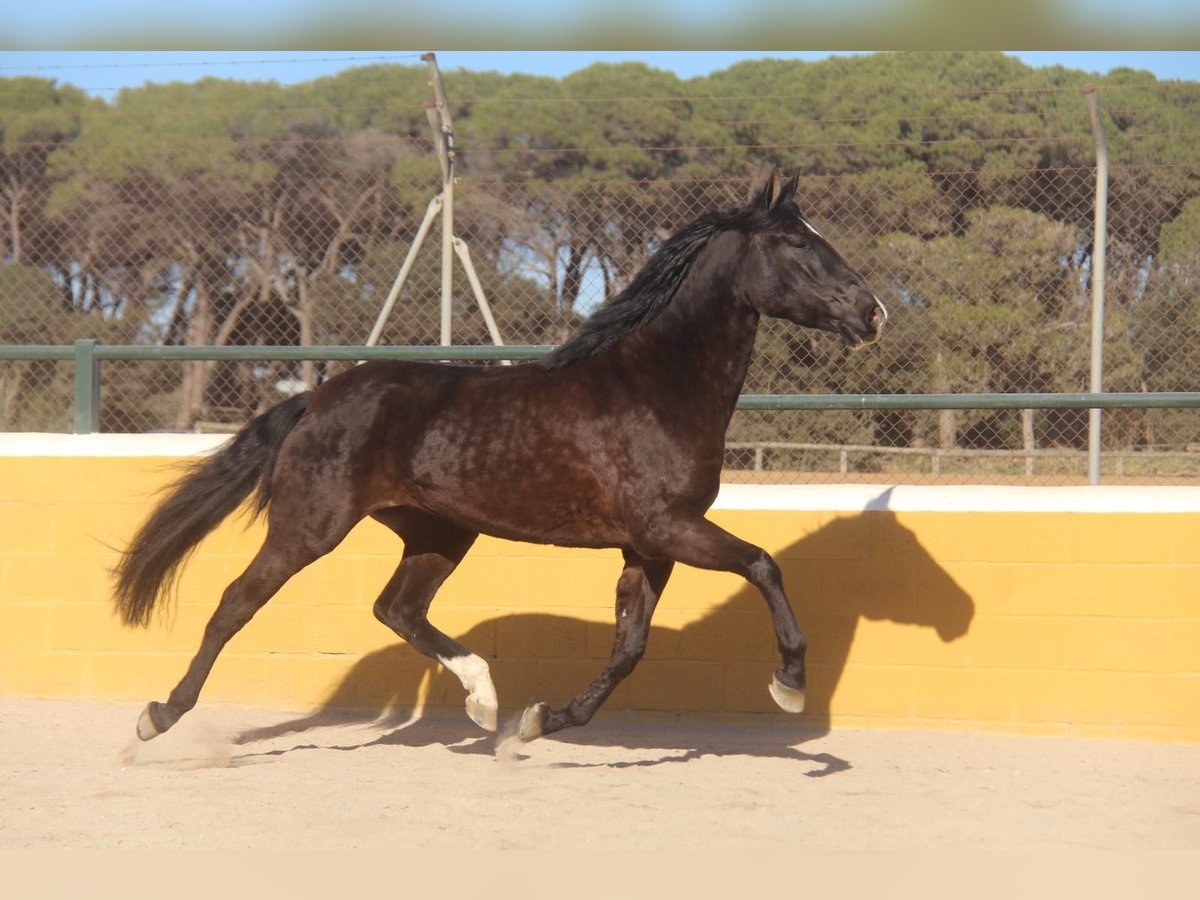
236, 503, 974, 759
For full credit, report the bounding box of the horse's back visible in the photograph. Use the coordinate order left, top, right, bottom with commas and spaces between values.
279, 359, 631, 546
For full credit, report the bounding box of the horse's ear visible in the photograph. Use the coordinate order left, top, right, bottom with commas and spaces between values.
780, 173, 800, 205
757, 167, 784, 210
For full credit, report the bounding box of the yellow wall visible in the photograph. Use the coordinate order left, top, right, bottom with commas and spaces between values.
2, 451, 1198, 742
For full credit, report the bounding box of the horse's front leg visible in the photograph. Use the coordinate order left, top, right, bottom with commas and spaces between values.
518, 551, 674, 741
631, 511, 808, 714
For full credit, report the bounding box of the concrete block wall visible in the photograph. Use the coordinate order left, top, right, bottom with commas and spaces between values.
2, 437, 1198, 742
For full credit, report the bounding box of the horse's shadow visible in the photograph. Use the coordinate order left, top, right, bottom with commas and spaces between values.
234, 494, 974, 772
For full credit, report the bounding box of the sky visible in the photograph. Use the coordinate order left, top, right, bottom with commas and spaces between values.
3, 1, 1200, 48
0, 50, 1196, 100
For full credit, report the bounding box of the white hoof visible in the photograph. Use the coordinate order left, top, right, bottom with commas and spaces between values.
136, 705, 162, 741
466, 696, 498, 732
517, 703, 550, 743
769, 674, 806, 713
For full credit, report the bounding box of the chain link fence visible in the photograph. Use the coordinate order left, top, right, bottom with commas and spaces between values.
1, 58, 1198, 484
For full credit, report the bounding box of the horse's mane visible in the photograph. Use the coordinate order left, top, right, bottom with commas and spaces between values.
540, 200, 787, 369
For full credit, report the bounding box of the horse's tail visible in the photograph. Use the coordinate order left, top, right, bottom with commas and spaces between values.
112, 391, 312, 628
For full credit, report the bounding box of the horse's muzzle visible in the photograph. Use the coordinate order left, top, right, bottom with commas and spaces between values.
840, 297, 887, 350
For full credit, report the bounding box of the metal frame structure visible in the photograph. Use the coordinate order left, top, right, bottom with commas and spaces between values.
365, 52, 505, 353
3, 343, 1198, 462
1084, 84, 1110, 486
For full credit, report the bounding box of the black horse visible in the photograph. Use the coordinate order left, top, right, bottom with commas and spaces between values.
114, 169, 887, 745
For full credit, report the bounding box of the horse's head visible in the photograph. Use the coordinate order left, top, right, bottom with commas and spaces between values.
740, 168, 887, 349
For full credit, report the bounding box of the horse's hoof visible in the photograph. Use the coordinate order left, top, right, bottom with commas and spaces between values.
466, 696, 498, 732
136, 702, 167, 741
769, 674, 806, 714
517, 703, 550, 743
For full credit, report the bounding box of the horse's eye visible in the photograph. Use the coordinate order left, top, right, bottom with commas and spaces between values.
785, 235, 810, 250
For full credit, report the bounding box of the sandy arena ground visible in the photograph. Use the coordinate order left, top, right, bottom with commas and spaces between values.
2, 697, 1198, 851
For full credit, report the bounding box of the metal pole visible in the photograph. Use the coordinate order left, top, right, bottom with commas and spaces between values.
365, 194, 443, 348
424, 52, 456, 348
1084, 84, 1109, 485
72, 338, 100, 434
452, 237, 510, 364
440, 156, 455, 347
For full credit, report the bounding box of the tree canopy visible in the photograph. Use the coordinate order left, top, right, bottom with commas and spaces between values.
0, 52, 1196, 461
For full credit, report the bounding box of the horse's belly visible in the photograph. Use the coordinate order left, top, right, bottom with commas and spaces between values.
480, 505, 628, 549
491, 511, 629, 550
413, 485, 628, 550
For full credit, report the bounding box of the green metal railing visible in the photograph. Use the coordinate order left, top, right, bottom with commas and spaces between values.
2, 340, 1199, 481
1, 340, 552, 433
734, 393, 1200, 410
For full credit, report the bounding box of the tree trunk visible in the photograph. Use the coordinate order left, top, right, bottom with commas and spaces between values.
174, 283, 214, 431
1, 363, 26, 429
293, 267, 316, 389
561, 244, 585, 314
8, 188, 22, 263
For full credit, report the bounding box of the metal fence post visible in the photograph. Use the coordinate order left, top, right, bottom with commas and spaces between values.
424, 52, 456, 348
1084, 84, 1110, 485
73, 338, 100, 434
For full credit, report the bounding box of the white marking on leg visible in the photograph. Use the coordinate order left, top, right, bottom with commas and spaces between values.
440, 653, 497, 705
440, 653, 499, 731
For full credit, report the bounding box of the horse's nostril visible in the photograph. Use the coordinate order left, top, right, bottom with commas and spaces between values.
868, 302, 887, 332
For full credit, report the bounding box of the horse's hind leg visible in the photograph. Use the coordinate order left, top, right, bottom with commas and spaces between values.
519, 551, 673, 742
137, 511, 358, 741
370, 509, 495, 730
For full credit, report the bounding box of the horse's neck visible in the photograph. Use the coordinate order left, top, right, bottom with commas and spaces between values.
619, 270, 760, 420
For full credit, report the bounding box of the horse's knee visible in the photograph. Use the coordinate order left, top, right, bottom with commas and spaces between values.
616, 566, 645, 597
746, 550, 783, 589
